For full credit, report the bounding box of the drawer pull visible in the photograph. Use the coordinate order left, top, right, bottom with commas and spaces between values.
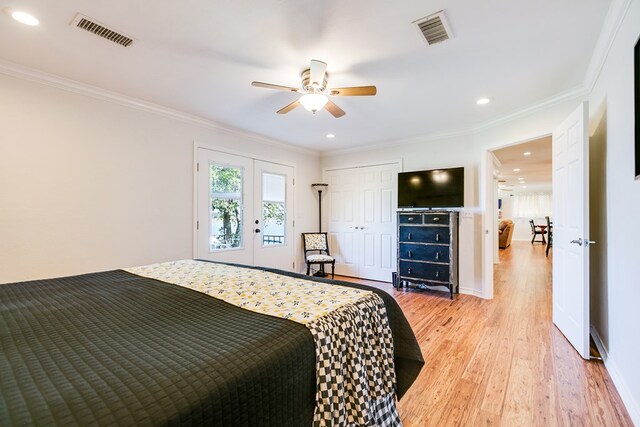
408, 233, 412, 240
436, 234, 440, 241
408, 251, 413, 258
433, 217, 441, 222
435, 271, 440, 278
408, 268, 412, 274
435, 252, 440, 260
408, 217, 414, 221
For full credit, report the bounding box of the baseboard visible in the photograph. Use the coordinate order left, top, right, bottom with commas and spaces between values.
590, 325, 609, 361
591, 325, 640, 425
459, 286, 483, 298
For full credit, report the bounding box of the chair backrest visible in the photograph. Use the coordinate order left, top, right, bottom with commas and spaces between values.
529, 219, 536, 233
302, 233, 329, 255
546, 216, 551, 228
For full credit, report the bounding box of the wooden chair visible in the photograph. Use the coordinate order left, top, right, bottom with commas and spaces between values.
302, 233, 335, 279
546, 216, 553, 257
529, 219, 547, 244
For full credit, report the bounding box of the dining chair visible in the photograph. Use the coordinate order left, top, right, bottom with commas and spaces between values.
529, 219, 547, 244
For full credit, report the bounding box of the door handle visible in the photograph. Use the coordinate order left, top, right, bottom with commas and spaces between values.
255, 228, 261, 233
570, 238, 583, 246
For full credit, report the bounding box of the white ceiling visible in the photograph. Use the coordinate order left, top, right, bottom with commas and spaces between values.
494, 136, 552, 192
0, 0, 610, 152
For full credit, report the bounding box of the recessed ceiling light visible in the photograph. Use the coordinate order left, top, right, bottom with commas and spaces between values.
523, 151, 532, 156
476, 97, 492, 105
521, 185, 527, 188
518, 177, 524, 180
513, 168, 520, 172
11, 10, 39, 26
326, 133, 335, 139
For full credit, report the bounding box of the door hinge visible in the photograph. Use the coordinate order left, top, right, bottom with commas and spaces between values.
293, 178, 295, 185
197, 162, 200, 172
197, 221, 199, 230
292, 261, 295, 269
293, 220, 295, 227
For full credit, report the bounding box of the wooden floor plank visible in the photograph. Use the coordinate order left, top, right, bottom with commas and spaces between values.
335, 240, 632, 426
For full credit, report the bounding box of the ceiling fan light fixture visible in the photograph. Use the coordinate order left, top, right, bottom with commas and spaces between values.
299, 93, 328, 113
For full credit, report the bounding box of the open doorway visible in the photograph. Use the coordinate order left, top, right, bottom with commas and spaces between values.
492, 136, 553, 262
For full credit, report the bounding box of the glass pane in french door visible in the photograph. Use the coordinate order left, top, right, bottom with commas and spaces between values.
261, 172, 286, 246
209, 162, 244, 251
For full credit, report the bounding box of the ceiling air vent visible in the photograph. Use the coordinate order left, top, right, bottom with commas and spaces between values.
71, 13, 133, 47
413, 11, 453, 46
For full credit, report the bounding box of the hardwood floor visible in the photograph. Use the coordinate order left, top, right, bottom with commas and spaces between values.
336, 240, 632, 426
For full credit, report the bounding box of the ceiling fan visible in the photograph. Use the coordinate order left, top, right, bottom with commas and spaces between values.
251, 59, 377, 118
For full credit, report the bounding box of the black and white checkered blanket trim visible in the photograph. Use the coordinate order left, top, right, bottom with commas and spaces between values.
308, 293, 400, 427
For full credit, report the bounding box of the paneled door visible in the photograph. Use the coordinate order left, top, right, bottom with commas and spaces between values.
196, 148, 294, 270
552, 102, 591, 359
326, 164, 398, 282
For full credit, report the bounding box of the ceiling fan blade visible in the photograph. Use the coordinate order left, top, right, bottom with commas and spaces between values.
325, 100, 345, 118
310, 60, 327, 87
329, 86, 377, 96
276, 100, 301, 114
252, 81, 300, 92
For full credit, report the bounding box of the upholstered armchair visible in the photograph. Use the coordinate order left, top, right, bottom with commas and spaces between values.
498, 219, 514, 249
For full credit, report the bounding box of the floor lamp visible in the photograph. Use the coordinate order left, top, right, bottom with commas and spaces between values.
311, 183, 328, 276
311, 183, 328, 232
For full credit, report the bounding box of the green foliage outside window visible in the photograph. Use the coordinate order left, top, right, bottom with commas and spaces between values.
211, 165, 242, 246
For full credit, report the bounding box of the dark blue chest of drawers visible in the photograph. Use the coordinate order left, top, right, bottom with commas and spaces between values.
394, 211, 459, 299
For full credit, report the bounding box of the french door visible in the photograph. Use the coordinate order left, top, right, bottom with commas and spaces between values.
196, 148, 294, 271
325, 163, 398, 282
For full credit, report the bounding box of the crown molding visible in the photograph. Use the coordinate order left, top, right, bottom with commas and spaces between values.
0, 60, 320, 157
583, 0, 633, 92
321, 127, 473, 157
471, 85, 587, 133
321, 85, 586, 157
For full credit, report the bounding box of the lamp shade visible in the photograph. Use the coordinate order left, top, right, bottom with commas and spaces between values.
299, 93, 329, 113
311, 183, 328, 191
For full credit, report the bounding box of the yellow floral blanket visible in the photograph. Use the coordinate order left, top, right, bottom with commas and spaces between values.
126, 259, 369, 324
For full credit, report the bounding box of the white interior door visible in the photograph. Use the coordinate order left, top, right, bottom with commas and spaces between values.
253, 160, 294, 271
326, 164, 398, 281
326, 168, 360, 277
197, 149, 254, 265
357, 164, 398, 282
552, 102, 591, 359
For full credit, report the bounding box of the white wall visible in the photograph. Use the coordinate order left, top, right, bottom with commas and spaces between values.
587, 0, 640, 422
0, 73, 321, 283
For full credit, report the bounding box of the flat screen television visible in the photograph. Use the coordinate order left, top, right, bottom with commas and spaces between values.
398, 167, 465, 208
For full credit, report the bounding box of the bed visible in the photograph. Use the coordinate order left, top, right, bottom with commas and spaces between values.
0, 260, 424, 426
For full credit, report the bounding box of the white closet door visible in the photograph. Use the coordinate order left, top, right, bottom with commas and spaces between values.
357, 164, 398, 282
326, 168, 361, 277
326, 163, 398, 281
